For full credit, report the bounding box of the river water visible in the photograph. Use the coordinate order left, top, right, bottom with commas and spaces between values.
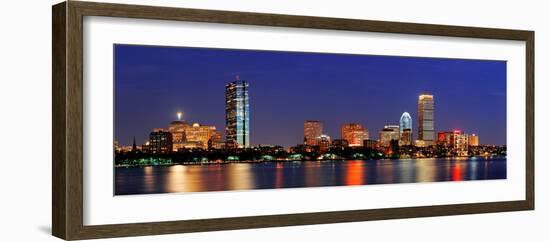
115, 157, 506, 195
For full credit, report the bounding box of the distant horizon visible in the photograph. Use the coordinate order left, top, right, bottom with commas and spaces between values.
115, 44, 506, 147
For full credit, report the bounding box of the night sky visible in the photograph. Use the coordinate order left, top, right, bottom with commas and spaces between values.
114, 44, 506, 147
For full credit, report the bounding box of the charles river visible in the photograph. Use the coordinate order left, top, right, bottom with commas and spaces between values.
115, 157, 506, 195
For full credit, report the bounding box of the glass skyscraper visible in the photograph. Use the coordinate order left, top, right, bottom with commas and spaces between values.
225, 79, 250, 148
399, 112, 412, 133
399, 112, 413, 145
418, 94, 435, 145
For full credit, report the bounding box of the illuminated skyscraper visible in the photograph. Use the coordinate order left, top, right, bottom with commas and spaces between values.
418, 94, 435, 146
225, 78, 250, 148
399, 112, 413, 145
304, 120, 323, 146
341, 123, 369, 147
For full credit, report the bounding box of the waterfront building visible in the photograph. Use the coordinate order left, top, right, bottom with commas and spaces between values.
331, 139, 349, 149
437, 131, 452, 145
387, 139, 400, 157
379, 125, 400, 147
141, 141, 150, 154
208, 130, 224, 149
169, 118, 190, 152
469, 134, 479, 146
182, 141, 203, 149
418, 94, 435, 146
316, 134, 331, 153
415, 140, 428, 147
148, 129, 173, 154
399, 112, 413, 145
225, 78, 250, 148
454, 132, 469, 155
438, 130, 469, 155
363, 139, 379, 150
341, 123, 369, 147
185, 123, 218, 149
304, 120, 323, 146
400, 128, 413, 146
290, 144, 315, 154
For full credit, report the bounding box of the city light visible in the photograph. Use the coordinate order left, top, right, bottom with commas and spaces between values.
116, 87, 504, 165
113, 45, 508, 194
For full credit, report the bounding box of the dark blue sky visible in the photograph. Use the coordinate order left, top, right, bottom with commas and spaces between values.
114, 44, 506, 147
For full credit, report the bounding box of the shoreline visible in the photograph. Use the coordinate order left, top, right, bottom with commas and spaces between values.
114, 155, 507, 168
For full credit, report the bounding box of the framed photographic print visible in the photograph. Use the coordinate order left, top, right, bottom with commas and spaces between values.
52, 1, 534, 240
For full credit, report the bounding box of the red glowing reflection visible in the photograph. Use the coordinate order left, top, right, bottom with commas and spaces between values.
345, 161, 364, 186
275, 162, 283, 188
452, 164, 462, 181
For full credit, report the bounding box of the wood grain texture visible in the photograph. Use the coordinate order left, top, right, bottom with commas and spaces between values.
66, 2, 85, 240
52, 2, 67, 240
525, 32, 535, 209
51, 1, 535, 240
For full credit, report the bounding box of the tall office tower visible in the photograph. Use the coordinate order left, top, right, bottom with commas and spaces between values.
418, 94, 435, 146
304, 120, 323, 146
399, 112, 413, 145
379, 125, 400, 147
225, 78, 250, 148
341, 123, 369, 147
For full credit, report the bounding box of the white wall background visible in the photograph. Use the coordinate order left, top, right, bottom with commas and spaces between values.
0, 0, 547, 240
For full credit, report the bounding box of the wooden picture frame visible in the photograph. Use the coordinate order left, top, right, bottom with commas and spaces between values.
52, 1, 534, 240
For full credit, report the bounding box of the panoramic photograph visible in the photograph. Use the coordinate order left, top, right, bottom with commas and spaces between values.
114, 44, 507, 195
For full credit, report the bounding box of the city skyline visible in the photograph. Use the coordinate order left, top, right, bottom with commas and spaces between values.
118, 91, 491, 150
115, 44, 506, 147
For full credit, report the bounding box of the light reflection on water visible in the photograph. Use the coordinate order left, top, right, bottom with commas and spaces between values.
115, 157, 506, 195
